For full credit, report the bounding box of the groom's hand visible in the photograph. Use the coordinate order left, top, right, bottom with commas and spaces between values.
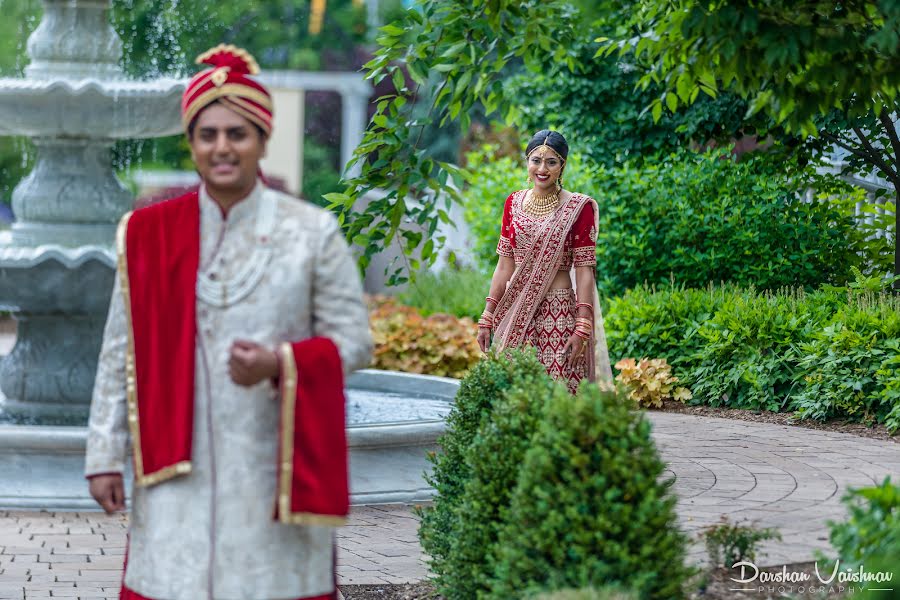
228, 339, 279, 386
89, 473, 126, 514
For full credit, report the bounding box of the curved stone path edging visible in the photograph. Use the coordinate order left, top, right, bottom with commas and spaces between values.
650, 412, 900, 567
0, 412, 898, 597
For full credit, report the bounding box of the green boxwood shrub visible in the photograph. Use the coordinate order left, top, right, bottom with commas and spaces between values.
828, 478, 900, 595
486, 384, 692, 600
418, 349, 553, 599
445, 381, 559, 599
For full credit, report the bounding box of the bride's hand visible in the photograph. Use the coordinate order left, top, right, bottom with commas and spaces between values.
476, 327, 492, 353
563, 333, 585, 368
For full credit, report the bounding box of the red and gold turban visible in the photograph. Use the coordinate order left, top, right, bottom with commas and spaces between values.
181, 44, 274, 136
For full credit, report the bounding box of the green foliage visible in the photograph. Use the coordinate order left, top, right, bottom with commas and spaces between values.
111, 0, 367, 78
602, 1, 900, 136
792, 293, 900, 428
396, 265, 490, 320
701, 517, 781, 569
604, 284, 900, 431
594, 149, 891, 296
531, 588, 638, 600
507, 33, 754, 167
829, 478, 900, 595
604, 284, 742, 380
689, 288, 841, 411
0, 0, 39, 208
301, 137, 342, 208
418, 349, 553, 600
330, 0, 578, 285
487, 384, 691, 599
602, 0, 900, 278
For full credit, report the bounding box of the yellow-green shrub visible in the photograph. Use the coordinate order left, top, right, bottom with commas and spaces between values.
614, 357, 691, 408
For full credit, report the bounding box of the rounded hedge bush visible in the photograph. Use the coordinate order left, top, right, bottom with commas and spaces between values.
532, 587, 639, 600
486, 383, 693, 599
418, 349, 554, 599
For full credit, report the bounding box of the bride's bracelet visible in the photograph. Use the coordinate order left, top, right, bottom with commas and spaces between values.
576, 302, 594, 313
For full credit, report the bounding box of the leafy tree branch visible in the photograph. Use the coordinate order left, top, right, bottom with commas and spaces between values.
326, 0, 577, 285
603, 0, 900, 280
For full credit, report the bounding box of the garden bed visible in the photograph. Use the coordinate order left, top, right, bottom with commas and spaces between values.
340, 564, 855, 600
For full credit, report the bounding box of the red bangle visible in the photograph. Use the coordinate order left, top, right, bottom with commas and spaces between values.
576, 302, 594, 312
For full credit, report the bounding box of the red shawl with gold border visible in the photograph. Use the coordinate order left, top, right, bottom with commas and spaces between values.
115, 191, 349, 525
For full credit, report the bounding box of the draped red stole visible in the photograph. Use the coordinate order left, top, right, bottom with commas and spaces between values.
118, 192, 199, 486
116, 191, 349, 524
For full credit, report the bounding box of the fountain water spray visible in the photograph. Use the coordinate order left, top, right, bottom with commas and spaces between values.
0, 0, 184, 421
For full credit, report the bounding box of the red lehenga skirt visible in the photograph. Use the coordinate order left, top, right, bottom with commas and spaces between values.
524, 288, 587, 394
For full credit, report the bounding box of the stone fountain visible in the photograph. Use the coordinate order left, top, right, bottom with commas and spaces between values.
0, 1, 459, 509
0, 0, 184, 421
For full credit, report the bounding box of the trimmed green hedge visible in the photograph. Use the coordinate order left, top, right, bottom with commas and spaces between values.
418, 350, 554, 599
604, 284, 900, 432
487, 383, 691, 599
419, 350, 691, 599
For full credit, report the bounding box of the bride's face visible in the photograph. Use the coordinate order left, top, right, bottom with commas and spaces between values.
527, 148, 564, 192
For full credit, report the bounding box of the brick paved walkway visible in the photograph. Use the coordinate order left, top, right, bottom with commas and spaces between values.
1, 412, 898, 599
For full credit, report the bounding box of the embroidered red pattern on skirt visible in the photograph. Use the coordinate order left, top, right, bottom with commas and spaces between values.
524, 288, 586, 394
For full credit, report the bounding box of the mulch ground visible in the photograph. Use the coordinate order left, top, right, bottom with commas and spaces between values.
340, 584, 436, 600
340, 562, 857, 599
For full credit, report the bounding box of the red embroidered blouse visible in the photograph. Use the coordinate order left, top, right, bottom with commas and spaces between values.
495, 191, 597, 268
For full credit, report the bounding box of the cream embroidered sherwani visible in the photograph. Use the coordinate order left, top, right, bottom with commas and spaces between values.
85, 182, 373, 600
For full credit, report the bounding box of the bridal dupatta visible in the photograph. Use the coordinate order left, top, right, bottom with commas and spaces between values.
493, 191, 613, 387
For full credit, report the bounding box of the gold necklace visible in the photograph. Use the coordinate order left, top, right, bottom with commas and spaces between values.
522, 189, 560, 217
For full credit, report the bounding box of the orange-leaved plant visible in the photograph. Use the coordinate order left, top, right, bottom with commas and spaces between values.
614, 357, 692, 408
369, 296, 481, 379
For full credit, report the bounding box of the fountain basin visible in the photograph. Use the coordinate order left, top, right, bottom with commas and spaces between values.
0, 78, 184, 138
0, 369, 458, 509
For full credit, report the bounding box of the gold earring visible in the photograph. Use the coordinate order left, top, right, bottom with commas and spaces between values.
556, 175, 563, 191
526, 175, 532, 187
